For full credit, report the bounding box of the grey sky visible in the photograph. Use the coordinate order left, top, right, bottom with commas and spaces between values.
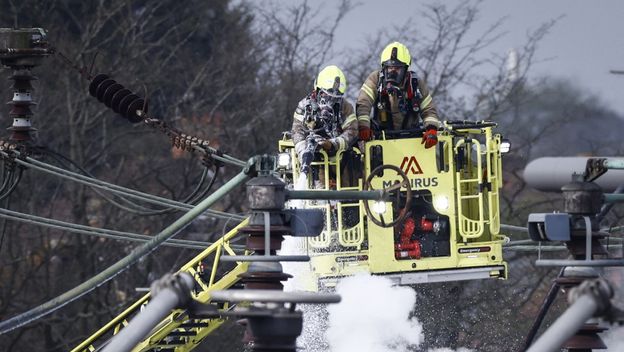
314, 0, 624, 115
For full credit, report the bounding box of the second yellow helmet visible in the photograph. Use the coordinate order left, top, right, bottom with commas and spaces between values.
314, 65, 347, 95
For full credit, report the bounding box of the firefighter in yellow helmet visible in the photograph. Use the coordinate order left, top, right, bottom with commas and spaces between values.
292, 65, 358, 177
356, 41, 440, 148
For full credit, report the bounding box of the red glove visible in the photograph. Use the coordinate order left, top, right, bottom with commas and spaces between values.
421, 127, 437, 149
359, 126, 373, 141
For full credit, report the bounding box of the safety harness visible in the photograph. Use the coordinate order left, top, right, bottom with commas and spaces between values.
374, 71, 424, 131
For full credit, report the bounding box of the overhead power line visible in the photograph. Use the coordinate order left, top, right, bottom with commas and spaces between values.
36, 147, 222, 216
0, 170, 250, 335
0, 207, 248, 251
0, 151, 244, 222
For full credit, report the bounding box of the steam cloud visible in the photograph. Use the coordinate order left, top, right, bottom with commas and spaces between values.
326, 274, 423, 351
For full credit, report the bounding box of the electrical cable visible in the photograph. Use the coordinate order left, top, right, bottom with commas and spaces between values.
503, 222, 624, 236
36, 147, 174, 213
604, 225, 624, 234
0, 207, 246, 251
0, 151, 244, 221
20, 155, 189, 210
597, 183, 624, 223
504, 239, 535, 246
185, 166, 210, 203
0, 170, 250, 335
500, 223, 528, 233
503, 245, 568, 252
27, 154, 242, 219
0, 164, 14, 196
187, 164, 221, 205
503, 243, 622, 251
0, 195, 10, 254
37, 147, 221, 215
0, 167, 23, 201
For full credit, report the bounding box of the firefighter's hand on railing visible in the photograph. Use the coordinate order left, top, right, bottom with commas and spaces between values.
421, 127, 437, 149
359, 126, 372, 141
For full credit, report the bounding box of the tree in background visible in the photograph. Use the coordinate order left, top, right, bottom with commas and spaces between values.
0, 0, 622, 351
0, 0, 354, 351
0, 1, 264, 350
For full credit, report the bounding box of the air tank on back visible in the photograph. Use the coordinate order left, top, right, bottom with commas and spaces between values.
523, 157, 624, 192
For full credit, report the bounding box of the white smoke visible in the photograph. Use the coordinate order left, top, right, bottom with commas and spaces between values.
602, 325, 624, 351
326, 274, 424, 352
280, 235, 333, 351
279, 236, 308, 292
324, 274, 474, 352
287, 173, 308, 209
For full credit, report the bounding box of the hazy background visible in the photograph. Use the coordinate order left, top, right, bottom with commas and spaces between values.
282, 0, 624, 116
1, 1, 623, 351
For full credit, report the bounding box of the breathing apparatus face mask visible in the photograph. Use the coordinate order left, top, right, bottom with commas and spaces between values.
318, 89, 341, 108
317, 88, 342, 119
382, 62, 407, 88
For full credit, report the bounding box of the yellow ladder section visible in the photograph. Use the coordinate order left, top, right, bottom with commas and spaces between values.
71, 218, 250, 352
454, 128, 504, 241
306, 148, 365, 250
485, 130, 502, 236
455, 139, 486, 239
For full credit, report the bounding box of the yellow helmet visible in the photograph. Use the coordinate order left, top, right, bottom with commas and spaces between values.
380, 41, 411, 67
314, 65, 347, 95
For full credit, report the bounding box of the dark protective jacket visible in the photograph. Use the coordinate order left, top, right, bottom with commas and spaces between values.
356, 70, 439, 131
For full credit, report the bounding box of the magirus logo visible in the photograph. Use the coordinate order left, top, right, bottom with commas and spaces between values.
400, 156, 423, 175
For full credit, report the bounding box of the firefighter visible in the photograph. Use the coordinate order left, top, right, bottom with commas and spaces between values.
356, 41, 440, 148
291, 65, 358, 186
